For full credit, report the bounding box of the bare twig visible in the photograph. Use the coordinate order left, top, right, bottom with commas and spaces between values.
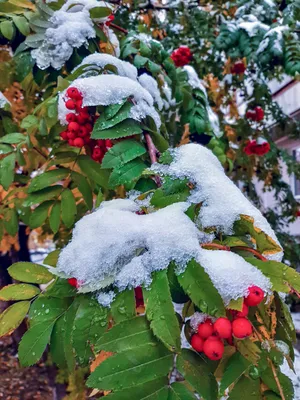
201, 243, 230, 251
110, 22, 128, 34
144, 132, 161, 187
201, 243, 267, 261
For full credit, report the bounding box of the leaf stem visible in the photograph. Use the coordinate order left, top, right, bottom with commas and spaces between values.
269, 360, 286, 400
144, 132, 161, 187
200, 243, 267, 261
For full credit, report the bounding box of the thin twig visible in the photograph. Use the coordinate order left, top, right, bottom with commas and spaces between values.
231, 246, 267, 261
201, 243, 267, 261
201, 243, 230, 251
144, 132, 161, 187
269, 360, 286, 400
110, 22, 128, 34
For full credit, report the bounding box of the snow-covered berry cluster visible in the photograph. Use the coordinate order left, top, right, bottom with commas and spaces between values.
59, 86, 112, 162
246, 106, 264, 122
231, 60, 246, 74
171, 46, 193, 67
244, 139, 270, 156
191, 286, 264, 360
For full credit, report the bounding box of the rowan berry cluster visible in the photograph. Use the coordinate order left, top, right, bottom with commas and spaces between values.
244, 139, 270, 156
246, 106, 264, 122
191, 286, 265, 360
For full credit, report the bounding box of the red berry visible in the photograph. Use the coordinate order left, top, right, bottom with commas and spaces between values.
236, 303, 249, 318
78, 126, 88, 137
246, 110, 256, 120
93, 147, 102, 158
231, 61, 246, 74
245, 286, 264, 307
197, 320, 214, 339
203, 337, 224, 360
75, 99, 83, 110
66, 113, 77, 123
255, 106, 264, 121
232, 318, 252, 339
68, 121, 80, 133
85, 123, 93, 133
105, 139, 113, 149
214, 317, 232, 339
65, 99, 76, 110
191, 335, 204, 352
68, 278, 78, 288
105, 14, 115, 26
134, 286, 144, 307
84, 137, 92, 145
68, 139, 74, 146
66, 87, 82, 100
60, 131, 68, 140
73, 137, 84, 148
67, 131, 76, 140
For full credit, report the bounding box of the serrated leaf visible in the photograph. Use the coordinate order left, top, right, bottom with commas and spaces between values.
104, 377, 168, 399
50, 315, 67, 369
8, 262, 54, 284
3, 208, 18, 236
261, 368, 294, 400
24, 186, 62, 206
20, 114, 38, 130
95, 102, 133, 131
28, 169, 69, 193
45, 278, 77, 298
91, 119, 142, 140
151, 187, 190, 208
12, 15, 30, 36
61, 188, 76, 228
78, 154, 110, 188
167, 264, 189, 303
73, 296, 108, 366
109, 158, 145, 188
87, 342, 173, 390
177, 349, 218, 400
0, 152, 16, 190
111, 289, 136, 324
71, 172, 93, 209
1, 20, 15, 40
228, 375, 261, 400
95, 316, 156, 354
104, 100, 126, 120
29, 200, 53, 229
28, 296, 70, 327
0, 284, 40, 301
18, 321, 55, 367
177, 259, 225, 317
0, 132, 25, 144
227, 297, 244, 311
0, 301, 30, 337
235, 339, 261, 364
49, 201, 60, 233
102, 140, 146, 169
144, 270, 181, 352
220, 352, 251, 394
169, 382, 198, 399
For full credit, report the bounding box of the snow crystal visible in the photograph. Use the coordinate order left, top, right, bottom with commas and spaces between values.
31, 0, 113, 70
190, 312, 213, 331
238, 16, 268, 37
58, 75, 161, 128
138, 73, 163, 110
97, 291, 115, 307
197, 249, 271, 305
151, 144, 282, 260
72, 53, 138, 80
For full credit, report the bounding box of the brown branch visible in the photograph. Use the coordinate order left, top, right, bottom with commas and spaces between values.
201, 243, 267, 261
109, 22, 128, 34
144, 132, 161, 187
231, 246, 267, 261
201, 243, 230, 251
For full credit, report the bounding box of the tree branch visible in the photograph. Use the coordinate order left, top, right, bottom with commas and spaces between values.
110, 22, 128, 34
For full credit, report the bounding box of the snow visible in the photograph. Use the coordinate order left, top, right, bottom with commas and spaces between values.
151, 144, 283, 260
31, 0, 113, 70
238, 16, 269, 37
58, 74, 161, 128
190, 312, 215, 331
0, 92, 10, 109
72, 53, 138, 81
103, 26, 120, 58
138, 73, 164, 110
281, 348, 300, 400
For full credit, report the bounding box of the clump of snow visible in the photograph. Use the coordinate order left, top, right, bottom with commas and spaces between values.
0, 92, 10, 109
138, 74, 163, 110
151, 144, 282, 260
238, 15, 268, 37
58, 75, 161, 128
190, 312, 213, 331
72, 53, 138, 81
31, 0, 113, 70
97, 291, 115, 307
103, 26, 120, 58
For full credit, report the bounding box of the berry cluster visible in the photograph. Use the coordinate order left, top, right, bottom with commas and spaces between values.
60, 86, 112, 162
191, 286, 264, 360
231, 60, 246, 74
171, 46, 193, 67
244, 139, 270, 156
246, 106, 264, 122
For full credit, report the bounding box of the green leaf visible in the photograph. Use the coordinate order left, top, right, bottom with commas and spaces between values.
0, 301, 30, 337
0, 284, 40, 301
73, 296, 108, 365
1, 20, 15, 40
95, 316, 156, 354
177, 349, 218, 400
50, 315, 67, 369
49, 201, 61, 234
12, 15, 30, 36
177, 259, 225, 317
71, 172, 93, 209
102, 140, 146, 170
24, 186, 62, 207
61, 188, 77, 228
64, 299, 79, 371
28, 296, 70, 327
8, 262, 54, 284
104, 378, 168, 400
45, 278, 77, 298
227, 297, 244, 312
167, 264, 189, 303
18, 321, 55, 367
43, 249, 60, 267
87, 342, 173, 390
0, 143, 13, 154
104, 101, 127, 120
151, 187, 190, 208
246, 258, 300, 294
109, 159, 145, 188
89, 6, 111, 18
144, 270, 181, 352
28, 169, 69, 193
20, 115, 39, 131
0, 132, 25, 144
261, 368, 294, 400
111, 289, 136, 324
220, 352, 251, 394
228, 375, 261, 400
134, 54, 149, 68
91, 119, 142, 140
169, 382, 198, 399
236, 339, 261, 364
78, 154, 110, 188
0, 152, 16, 190
29, 200, 53, 229
3, 208, 18, 236
95, 102, 133, 130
